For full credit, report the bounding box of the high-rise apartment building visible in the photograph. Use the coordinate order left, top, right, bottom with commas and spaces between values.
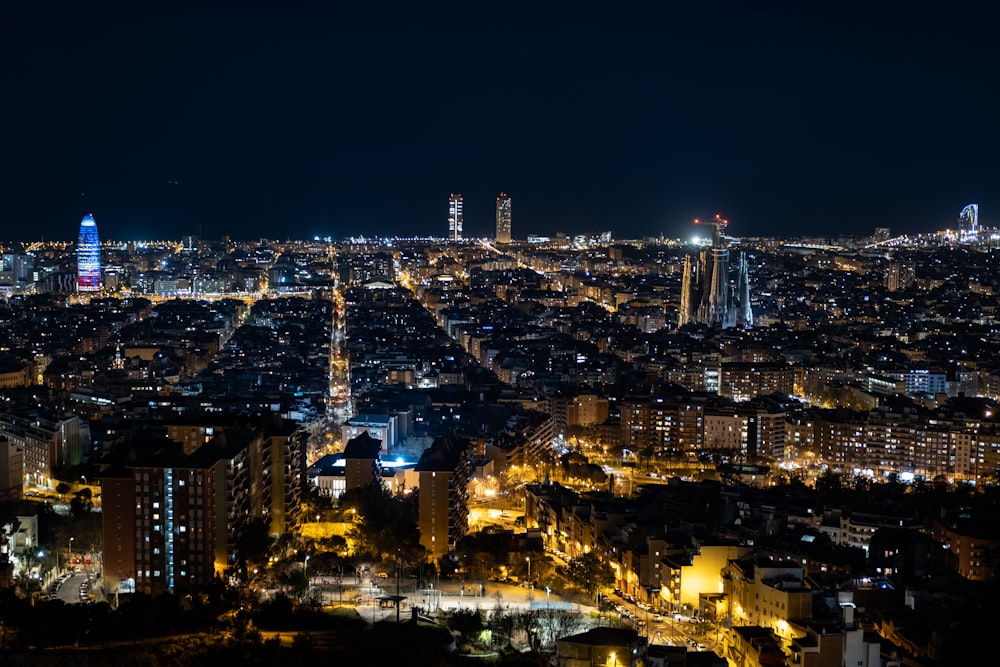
102, 418, 306, 595
448, 193, 463, 241
0, 435, 24, 500
77, 213, 101, 292
342, 431, 383, 491
101, 442, 229, 596
496, 192, 512, 243
886, 261, 915, 292
0, 411, 85, 486
415, 431, 471, 559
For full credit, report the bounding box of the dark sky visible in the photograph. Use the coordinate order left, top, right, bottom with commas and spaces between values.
3, 2, 999, 241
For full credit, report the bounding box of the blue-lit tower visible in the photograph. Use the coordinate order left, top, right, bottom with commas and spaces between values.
77, 213, 101, 292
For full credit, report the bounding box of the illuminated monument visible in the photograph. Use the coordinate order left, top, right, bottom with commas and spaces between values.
448, 193, 464, 241
678, 214, 752, 329
496, 192, 512, 243
77, 213, 101, 292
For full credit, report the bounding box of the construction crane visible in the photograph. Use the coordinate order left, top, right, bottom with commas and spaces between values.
694, 214, 729, 248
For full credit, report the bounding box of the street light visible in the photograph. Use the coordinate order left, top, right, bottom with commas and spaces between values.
337, 557, 345, 606
609, 652, 617, 667
526, 556, 531, 584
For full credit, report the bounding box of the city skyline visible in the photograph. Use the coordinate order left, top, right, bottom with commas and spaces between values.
1, 199, 995, 244
0, 204, 998, 662
3, 4, 1000, 242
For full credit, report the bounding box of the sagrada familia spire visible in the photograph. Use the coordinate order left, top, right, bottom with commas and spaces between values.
677, 215, 753, 329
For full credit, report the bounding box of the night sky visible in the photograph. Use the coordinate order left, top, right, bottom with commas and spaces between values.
4, 2, 999, 242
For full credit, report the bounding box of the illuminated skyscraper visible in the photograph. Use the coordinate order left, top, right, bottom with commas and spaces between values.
958, 203, 979, 242
77, 213, 101, 292
496, 192, 512, 243
448, 193, 463, 241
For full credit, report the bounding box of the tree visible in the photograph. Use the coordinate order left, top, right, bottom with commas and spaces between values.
274, 566, 308, 598
544, 608, 586, 648
272, 531, 298, 559
316, 534, 348, 554
341, 483, 421, 563
456, 530, 512, 581
815, 470, 844, 494
69, 488, 93, 520
233, 519, 271, 574
437, 554, 457, 578
447, 608, 485, 646
562, 551, 614, 596
488, 602, 515, 648
55, 482, 71, 501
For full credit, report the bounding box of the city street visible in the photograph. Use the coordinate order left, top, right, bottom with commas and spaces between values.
607, 592, 720, 654
52, 572, 92, 604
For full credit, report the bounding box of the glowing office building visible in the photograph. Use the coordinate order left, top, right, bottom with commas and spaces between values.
496, 192, 512, 243
448, 193, 463, 241
77, 213, 101, 292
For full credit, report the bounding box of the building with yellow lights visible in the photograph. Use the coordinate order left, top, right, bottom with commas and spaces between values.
722, 555, 812, 641
0, 360, 31, 388
660, 540, 750, 611
555, 627, 646, 667
723, 626, 784, 667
